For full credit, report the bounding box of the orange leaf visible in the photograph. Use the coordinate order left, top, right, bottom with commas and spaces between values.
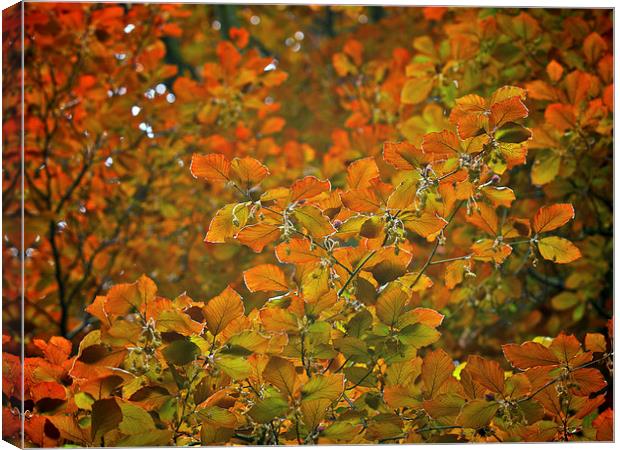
190, 153, 230, 183
544, 104, 576, 132
340, 188, 382, 212
502, 342, 559, 369
489, 86, 527, 105
275, 238, 324, 264
593, 408, 613, 441
401, 211, 447, 238
450, 93, 488, 139
481, 186, 515, 208
260, 117, 285, 135
229, 27, 249, 48
585, 333, 607, 353
33, 337, 72, 365
546, 60, 564, 82
464, 356, 505, 394
471, 239, 512, 264
583, 32, 608, 65
401, 77, 435, 105
244, 264, 289, 293
31, 381, 66, 402
570, 368, 607, 396
383, 141, 425, 170
407, 307, 445, 327
532, 203, 574, 233
203, 286, 244, 336
421, 130, 461, 161
236, 220, 281, 253
230, 157, 269, 190
263, 356, 298, 398
259, 308, 299, 332
421, 348, 454, 398
387, 178, 418, 210
290, 176, 331, 202
444, 259, 468, 289
346, 157, 379, 189
104, 275, 157, 318
549, 333, 582, 365
344, 39, 363, 65
489, 96, 528, 130
466, 203, 499, 236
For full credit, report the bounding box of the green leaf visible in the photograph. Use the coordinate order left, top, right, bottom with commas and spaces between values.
162, 339, 200, 366
495, 122, 532, 143
551, 292, 579, 311
118, 402, 155, 435
200, 424, 235, 445
344, 366, 377, 388
336, 336, 370, 363
346, 309, 373, 337
375, 284, 409, 327
196, 406, 237, 428
322, 421, 364, 441
115, 429, 173, 447
302, 373, 344, 402
74, 392, 94, 411
215, 354, 251, 379
399, 323, 441, 348
248, 392, 289, 423
457, 399, 500, 429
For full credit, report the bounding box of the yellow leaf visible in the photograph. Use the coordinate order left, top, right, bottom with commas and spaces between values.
301, 398, 331, 430
293, 205, 335, 238
401, 77, 434, 105
401, 211, 447, 238
205, 203, 249, 243
481, 186, 516, 208
537, 236, 581, 264
531, 151, 561, 186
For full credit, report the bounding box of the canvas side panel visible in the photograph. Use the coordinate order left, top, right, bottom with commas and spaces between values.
2, 1, 24, 448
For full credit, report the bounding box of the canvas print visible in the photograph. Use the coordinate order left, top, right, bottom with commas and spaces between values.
1, 2, 614, 446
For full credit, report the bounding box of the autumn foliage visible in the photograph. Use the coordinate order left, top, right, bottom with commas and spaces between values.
2, 3, 613, 446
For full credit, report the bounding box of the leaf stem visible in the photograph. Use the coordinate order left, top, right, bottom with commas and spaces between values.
409, 200, 465, 289
337, 250, 377, 297
517, 352, 613, 403
429, 254, 472, 265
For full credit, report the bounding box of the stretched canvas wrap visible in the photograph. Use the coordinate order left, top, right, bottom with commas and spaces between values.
1, 2, 614, 447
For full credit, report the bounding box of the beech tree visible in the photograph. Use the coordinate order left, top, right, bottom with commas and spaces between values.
2, 4, 613, 446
